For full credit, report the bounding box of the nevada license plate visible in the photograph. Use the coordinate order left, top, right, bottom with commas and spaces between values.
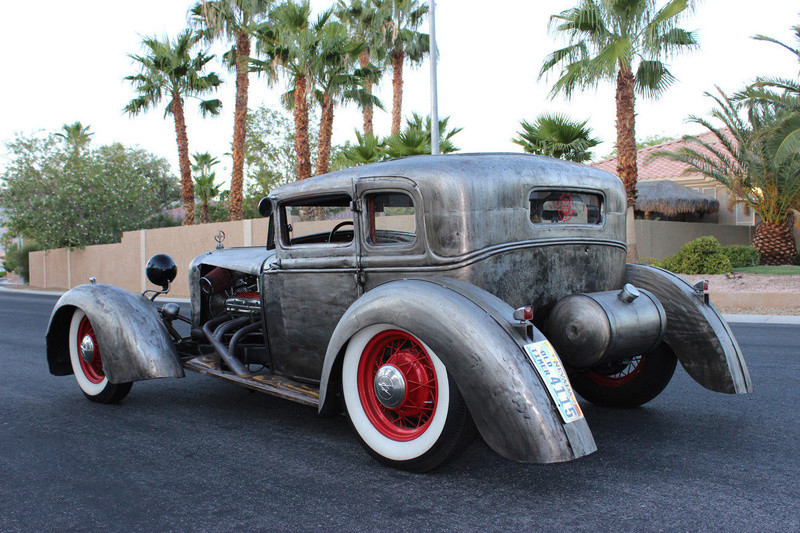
523, 340, 583, 424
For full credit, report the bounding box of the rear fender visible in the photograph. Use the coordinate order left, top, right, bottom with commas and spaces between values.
319, 278, 596, 464
625, 264, 752, 394
46, 283, 184, 383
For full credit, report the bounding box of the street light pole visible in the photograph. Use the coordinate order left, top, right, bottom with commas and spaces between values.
429, 0, 440, 155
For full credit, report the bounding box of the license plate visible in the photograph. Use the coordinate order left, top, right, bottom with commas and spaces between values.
523, 340, 583, 424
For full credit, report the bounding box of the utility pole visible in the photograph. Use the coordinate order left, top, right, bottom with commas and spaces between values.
429, 0, 440, 155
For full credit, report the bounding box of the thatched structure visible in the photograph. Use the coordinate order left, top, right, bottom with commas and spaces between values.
636, 180, 719, 217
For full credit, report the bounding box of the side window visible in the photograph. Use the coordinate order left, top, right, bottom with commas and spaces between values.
282, 195, 354, 246
366, 192, 416, 245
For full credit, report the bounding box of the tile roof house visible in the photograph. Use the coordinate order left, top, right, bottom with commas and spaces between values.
590, 130, 756, 226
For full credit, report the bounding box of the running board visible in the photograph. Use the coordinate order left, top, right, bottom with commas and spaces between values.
183, 355, 320, 407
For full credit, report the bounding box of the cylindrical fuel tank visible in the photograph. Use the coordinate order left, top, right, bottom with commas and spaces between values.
546, 284, 666, 369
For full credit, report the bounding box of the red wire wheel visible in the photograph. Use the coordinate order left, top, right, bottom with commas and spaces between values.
586, 355, 643, 387
570, 344, 678, 408
357, 329, 438, 441
76, 315, 105, 384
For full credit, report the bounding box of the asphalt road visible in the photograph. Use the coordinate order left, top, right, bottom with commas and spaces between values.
1, 290, 798, 532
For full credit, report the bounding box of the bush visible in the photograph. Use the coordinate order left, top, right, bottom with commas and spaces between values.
720, 245, 760, 268
657, 236, 732, 274
2, 243, 42, 283
0, 270, 6, 278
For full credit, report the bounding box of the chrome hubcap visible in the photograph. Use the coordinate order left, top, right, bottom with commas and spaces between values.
374, 365, 406, 409
80, 334, 95, 364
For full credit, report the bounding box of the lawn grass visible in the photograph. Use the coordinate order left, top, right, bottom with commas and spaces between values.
733, 265, 800, 275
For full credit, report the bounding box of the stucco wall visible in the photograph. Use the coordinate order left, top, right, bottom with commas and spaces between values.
27, 218, 766, 296
635, 220, 754, 260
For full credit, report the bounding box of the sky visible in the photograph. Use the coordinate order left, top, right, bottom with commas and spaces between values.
1, 0, 799, 182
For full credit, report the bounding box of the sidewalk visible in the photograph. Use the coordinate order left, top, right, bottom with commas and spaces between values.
2, 283, 798, 324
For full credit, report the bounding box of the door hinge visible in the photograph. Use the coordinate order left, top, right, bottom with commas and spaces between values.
355, 270, 366, 285
350, 199, 362, 213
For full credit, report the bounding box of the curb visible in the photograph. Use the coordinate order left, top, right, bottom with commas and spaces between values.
3, 284, 798, 324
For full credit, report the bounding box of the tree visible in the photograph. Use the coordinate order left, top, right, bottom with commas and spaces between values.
742, 22, 800, 166
540, 0, 698, 261
337, 130, 386, 166
254, 1, 332, 181
313, 19, 381, 175
55, 121, 93, 152
191, 0, 271, 222
336, 0, 387, 135
513, 113, 600, 162
192, 152, 223, 223
377, 0, 429, 135
0, 131, 179, 249
124, 30, 222, 225
384, 112, 460, 157
653, 88, 800, 264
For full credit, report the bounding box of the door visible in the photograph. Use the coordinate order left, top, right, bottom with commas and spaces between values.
264, 191, 360, 382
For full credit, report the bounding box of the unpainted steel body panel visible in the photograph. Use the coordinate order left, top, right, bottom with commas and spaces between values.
319, 278, 597, 463
188, 247, 275, 327
624, 264, 752, 394
46, 283, 183, 383
547, 287, 666, 368
270, 154, 627, 259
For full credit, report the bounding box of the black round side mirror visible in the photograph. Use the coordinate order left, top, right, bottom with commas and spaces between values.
258, 197, 273, 218
146, 254, 177, 290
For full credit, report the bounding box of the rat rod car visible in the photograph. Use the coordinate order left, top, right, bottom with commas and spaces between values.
46, 154, 751, 471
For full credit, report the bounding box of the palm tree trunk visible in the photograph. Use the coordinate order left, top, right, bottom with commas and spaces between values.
753, 218, 797, 265
228, 31, 250, 222
201, 201, 210, 224
315, 92, 335, 176
391, 46, 404, 135
616, 67, 637, 262
294, 75, 311, 181
359, 50, 373, 135
172, 91, 194, 225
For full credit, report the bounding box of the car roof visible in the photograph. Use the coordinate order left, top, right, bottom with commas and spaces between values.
270, 153, 620, 202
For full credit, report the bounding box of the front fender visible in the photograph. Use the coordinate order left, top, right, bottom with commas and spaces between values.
625, 264, 752, 394
319, 278, 596, 464
46, 283, 183, 383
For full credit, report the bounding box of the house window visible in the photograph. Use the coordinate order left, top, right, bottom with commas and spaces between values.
735, 203, 755, 226
365, 192, 416, 245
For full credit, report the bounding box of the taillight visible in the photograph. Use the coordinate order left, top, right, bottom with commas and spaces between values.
513, 306, 534, 321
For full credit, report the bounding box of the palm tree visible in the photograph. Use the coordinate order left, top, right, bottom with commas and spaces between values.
653, 88, 800, 264
255, 1, 332, 181
741, 23, 800, 164
55, 122, 93, 151
192, 152, 223, 223
383, 112, 461, 157
338, 130, 386, 166
513, 113, 600, 162
335, 0, 387, 135
124, 30, 222, 225
540, 0, 698, 261
376, 0, 429, 135
191, 0, 271, 222
313, 21, 382, 175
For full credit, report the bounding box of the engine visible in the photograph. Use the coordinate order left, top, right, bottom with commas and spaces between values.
197, 267, 268, 372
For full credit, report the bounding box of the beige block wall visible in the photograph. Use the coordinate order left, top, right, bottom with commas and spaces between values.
636, 220, 754, 260
24, 216, 777, 295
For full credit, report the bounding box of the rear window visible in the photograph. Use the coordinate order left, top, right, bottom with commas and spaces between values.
366, 192, 416, 245
530, 190, 603, 225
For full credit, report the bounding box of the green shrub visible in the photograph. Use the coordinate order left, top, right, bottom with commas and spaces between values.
720, 245, 760, 268
2, 243, 42, 283
657, 236, 732, 274
0, 270, 6, 278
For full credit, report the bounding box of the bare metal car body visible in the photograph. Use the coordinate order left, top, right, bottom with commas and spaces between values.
46, 154, 751, 469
